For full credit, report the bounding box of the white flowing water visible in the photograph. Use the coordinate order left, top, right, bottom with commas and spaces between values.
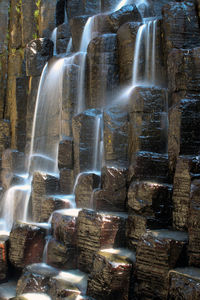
92, 114, 102, 172
51, 27, 57, 56
66, 37, 72, 54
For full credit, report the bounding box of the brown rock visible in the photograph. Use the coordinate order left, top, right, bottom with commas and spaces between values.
32, 172, 59, 222
162, 1, 200, 57
72, 109, 101, 176
41, 195, 73, 222
93, 188, 126, 212
70, 16, 89, 51
129, 151, 170, 184
58, 137, 73, 169
87, 248, 135, 300
25, 38, 53, 77
51, 208, 79, 247
16, 263, 59, 295
103, 105, 128, 165
128, 86, 168, 158
0, 235, 8, 282
39, 0, 57, 38
0, 120, 10, 157
188, 180, 200, 267
9, 0, 22, 49
21, 0, 37, 47
172, 156, 200, 231
168, 268, 200, 299
59, 168, 74, 195
9, 222, 46, 269
75, 172, 100, 208
56, 23, 71, 55
135, 229, 188, 299
87, 34, 119, 108
168, 48, 200, 93
77, 209, 127, 272
45, 237, 77, 270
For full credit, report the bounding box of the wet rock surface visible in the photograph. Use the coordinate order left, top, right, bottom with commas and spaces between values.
135, 230, 188, 299
9, 222, 46, 269
0, 235, 8, 282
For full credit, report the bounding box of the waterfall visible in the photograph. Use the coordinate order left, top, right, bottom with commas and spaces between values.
92, 114, 103, 172
66, 37, 72, 55
132, 18, 157, 86
51, 28, 57, 56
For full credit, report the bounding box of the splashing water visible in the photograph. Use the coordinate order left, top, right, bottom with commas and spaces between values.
51, 28, 57, 56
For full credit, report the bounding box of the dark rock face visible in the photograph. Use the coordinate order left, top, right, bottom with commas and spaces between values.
172, 156, 200, 231
70, 16, 89, 51
129, 151, 170, 184
58, 137, 74, 169
72, 109, 101, 176
103, 106, 128, 165
117, 22, 141, 85
21, 0, 37, 47
135, 230, 188, 299
168, 268, 200, 299
162, 1, 200, 56
188, 180, 200, 267
75, 172, 100, 208
16, 263, 59, 295
9, 222, 46, 269
87, 249, 135, 300
0, 120, 10, 157
39, 0, 57, 38
128, 87, 168, 158
25, 38, 53, 77
168, 48, 200, 93
59, 168, 74, 194
77, 209, 127, 272
0, 236, 8, 282
32, 172, 59, 222
41, 196, 72, 222
67, 0, 100, 19
56, 23, 71, 54
87, 34, 119, 108
93, 166, 127, 211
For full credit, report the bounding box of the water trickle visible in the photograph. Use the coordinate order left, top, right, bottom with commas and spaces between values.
51, 28, 57, 56
93, 114, 103, 172
66, 37, 72, 55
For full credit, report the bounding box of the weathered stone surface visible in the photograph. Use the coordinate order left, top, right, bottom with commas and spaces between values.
117, 22, 141, 85
168, 48, 200, 93
62, 63, 79, 137
9, 222, 46, 269
77, 209, 127, 272
87, 34, 119, 108
32, 172, 59, 222
75, 172, 100, 208
70, 16, 89, 51
21, 0, 37, 47
168, 268, 200, 299
87, 248, 135, 300
172, 156, 200, 231
135, 230, 188, 299
59, 168, 74, 195
93, 166, 127, 211
1, 149, 25, 190
72, 109, 101, 176
46, 237, 77, 270
49, 270, 88, 299
0, 120, 10, 156
58, 137, 73, 169
67, 0, 100, 19
103, 105, 128, 165
56, 23, 71, 55
9, 0, 22, 49
95, 5, 142, 34
25, 39, 53, 77
41, 195, 72, 222
128, 181, 172, 222
51, 208, 79, 247
162, 1, 200, 57
16, 263, 59, 295
168, 96, 200, 172
0, 235, 8, 282
129, 151, 170, 184
128, 87, 168, 158
39, 0, 57, 38
188, 180, 200, 267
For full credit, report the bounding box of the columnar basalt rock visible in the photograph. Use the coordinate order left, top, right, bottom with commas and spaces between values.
87, 34, 119, 108
39, 0, 57, 38
103, 105, 129, 165
77, 209, 127, 272
168, 268, 200, 299
75, 172, 100, 208
135, 230, 188, 299
0, 120, 10, 157
9, 222, 47, 269
172, 156, 200, 231
56, 23, 71, 54
41, 196, 72, 222
87, 248, 135, 300
0, 236, 8, 282
70, 16, 90, 51
16, 263, 59, 295
21, 0, 38, 47
32, 172, 59, 222
128, 87, 168, 158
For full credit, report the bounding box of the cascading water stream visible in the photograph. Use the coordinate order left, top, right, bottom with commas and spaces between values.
51, 28, 57, 56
